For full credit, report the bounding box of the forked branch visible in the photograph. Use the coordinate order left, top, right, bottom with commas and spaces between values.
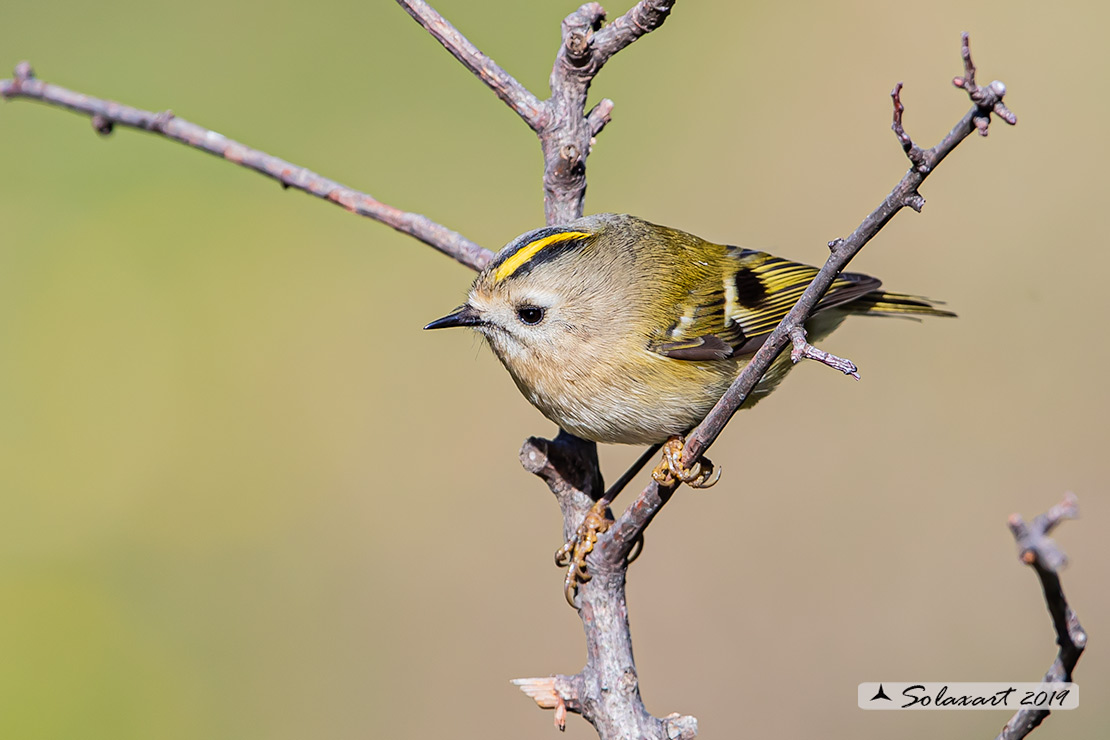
998, 493, 1085, 740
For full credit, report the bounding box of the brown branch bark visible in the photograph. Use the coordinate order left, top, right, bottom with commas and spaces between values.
0, 61, 493, 273
394, 3, 686, 736
395, 0, 547, 131
598, 33, 1017, 566
997, 493, 1085, 740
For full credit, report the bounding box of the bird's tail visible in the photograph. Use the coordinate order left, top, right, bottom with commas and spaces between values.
848, 291, 956, 318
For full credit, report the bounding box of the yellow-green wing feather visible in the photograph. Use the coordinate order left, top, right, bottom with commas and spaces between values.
649, 245, 952, 361
727, 249, 882, 341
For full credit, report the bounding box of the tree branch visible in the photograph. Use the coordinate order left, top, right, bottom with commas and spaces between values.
0, 61, 493, 273
599, 32, 1016, 565
541, 1, 674, 223
396, 0, 676, 223
518, 432, 696, 740
998, 493, 1085, 740
1, 13, 1023, 740
395, 0, 547, 131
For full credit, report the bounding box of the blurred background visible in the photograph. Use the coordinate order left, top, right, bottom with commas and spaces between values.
1, 1, 1106, 738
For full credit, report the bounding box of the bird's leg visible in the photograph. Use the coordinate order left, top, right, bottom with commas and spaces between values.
554, 500, 613, 607
553, 442, 660, 607
651, 435, 721, 488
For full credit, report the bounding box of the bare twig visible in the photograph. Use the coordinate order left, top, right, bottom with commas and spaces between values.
789, 326, 860, 379
891, 81, 928, 175
0, 62, 493, 272
997, 493, 1085, 740
590, 0, 675, 62
599, 32, 1016, 565
395, 0, 546, 131
952, 32, 1017, 136
541, 1, 674, 222
396, 0, 675, 224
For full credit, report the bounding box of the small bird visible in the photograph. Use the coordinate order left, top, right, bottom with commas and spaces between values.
427, 213, 953, 604
426, 213, 953, 447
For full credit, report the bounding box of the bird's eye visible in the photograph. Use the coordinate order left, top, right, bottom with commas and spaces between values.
516, 305, 545, 325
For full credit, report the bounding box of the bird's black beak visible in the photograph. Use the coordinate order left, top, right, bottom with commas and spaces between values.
424, 304, 483, 330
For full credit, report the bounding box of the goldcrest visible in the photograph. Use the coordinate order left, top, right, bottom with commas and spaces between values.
426, 213, 952, 445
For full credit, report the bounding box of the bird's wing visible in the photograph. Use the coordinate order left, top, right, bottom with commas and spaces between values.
649, 247, 880, 361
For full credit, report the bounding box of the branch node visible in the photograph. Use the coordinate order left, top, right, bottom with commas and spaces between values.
905, 192, 925, 212
789, 326, 860, 379
554, 143, 585, 179
151, 109, 176, 133
952, 33, 1016, 136
14, 60, 34, 82
827, 237, 845, 252
663, 712, 699, 740
565, 29, 592, 66
511, 676, 576, 731
587, 98, 615, 138
3, 61, 35, 99
90, 114, 114, 136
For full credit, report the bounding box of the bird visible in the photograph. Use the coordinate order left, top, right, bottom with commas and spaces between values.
426, 213, 952, 447
426, 213, 953, 603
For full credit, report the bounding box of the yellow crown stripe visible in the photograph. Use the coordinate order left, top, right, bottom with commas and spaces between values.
493, 231, 593, 282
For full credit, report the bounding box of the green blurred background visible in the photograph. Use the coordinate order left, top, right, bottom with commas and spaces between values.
1, 1, 1106, 738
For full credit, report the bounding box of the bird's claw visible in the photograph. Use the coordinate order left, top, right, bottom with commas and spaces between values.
651, 435, 721, 488
554, 500, 613, 607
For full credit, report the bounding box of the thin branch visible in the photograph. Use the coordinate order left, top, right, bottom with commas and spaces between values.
541, 1, 675, 222
516, 433, 696, 739
394, 0, 547, 131
789, 326, 860, 379
590, 0, 676, 64
599, 32, 1016, 564
997, 493, 1085, 740
0, 61, 493, 272
395, 1, 675, 224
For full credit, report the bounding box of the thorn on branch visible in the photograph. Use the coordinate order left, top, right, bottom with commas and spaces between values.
891, 83, 929, 173
952, 33, 1017, 136
789, 326, 859, 379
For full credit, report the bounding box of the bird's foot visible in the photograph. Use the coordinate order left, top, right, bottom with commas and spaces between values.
651, 435, 721, 488
554, 499, 613, 608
